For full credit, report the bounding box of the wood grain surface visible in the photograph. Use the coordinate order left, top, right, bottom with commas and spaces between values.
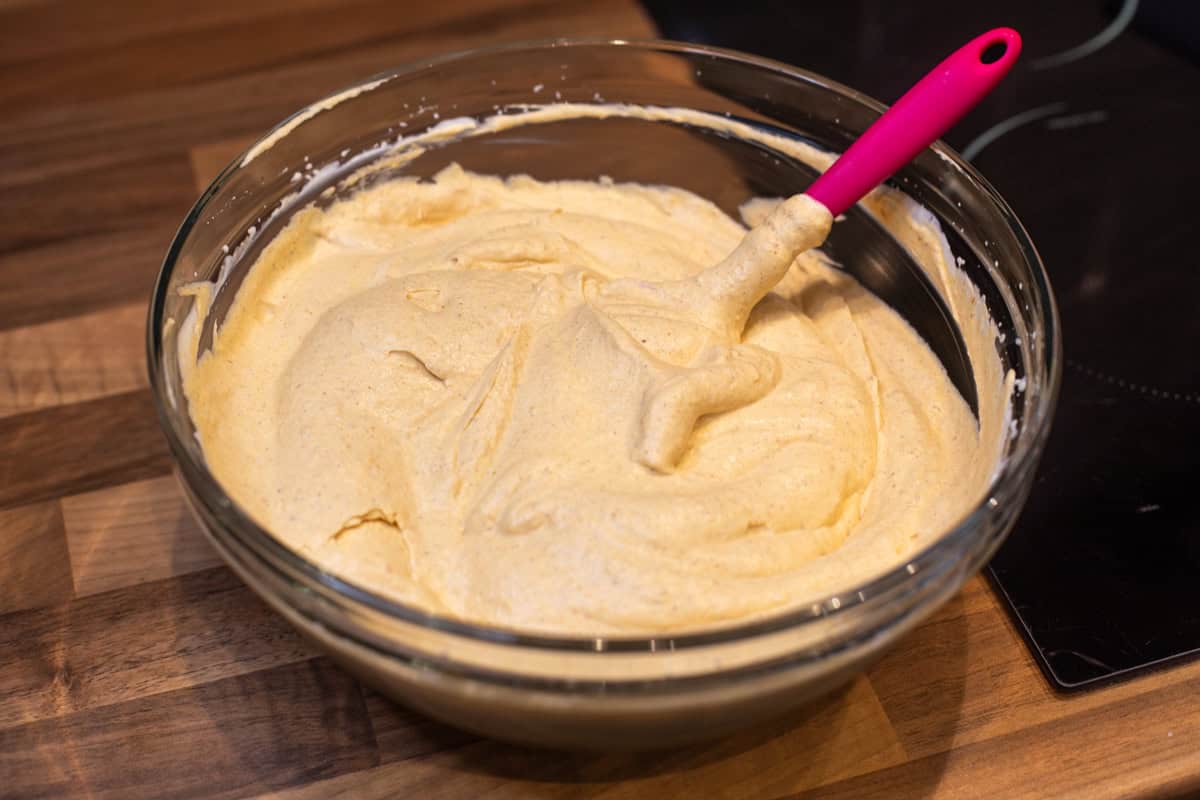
1, 2, 1196, 798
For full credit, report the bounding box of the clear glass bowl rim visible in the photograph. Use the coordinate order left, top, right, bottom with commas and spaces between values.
147, 37, 1062, 655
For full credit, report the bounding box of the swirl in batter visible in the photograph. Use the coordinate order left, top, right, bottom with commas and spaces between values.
184, 162, 1002, 635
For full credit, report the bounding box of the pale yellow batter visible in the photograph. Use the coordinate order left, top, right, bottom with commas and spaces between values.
184, 157, 1004, 635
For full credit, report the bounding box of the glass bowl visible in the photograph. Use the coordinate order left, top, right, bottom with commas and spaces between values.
147, 39, 1060, 750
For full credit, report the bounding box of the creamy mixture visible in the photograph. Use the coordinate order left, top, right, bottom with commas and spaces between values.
184, 137, 1007, 635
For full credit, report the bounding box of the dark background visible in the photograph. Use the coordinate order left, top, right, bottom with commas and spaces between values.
645, 0, 1200, 689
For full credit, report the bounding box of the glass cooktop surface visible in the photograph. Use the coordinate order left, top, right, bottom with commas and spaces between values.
644, 0, 1200, 689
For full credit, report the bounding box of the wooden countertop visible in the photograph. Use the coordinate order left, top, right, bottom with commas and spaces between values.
2, 2, 1198, 797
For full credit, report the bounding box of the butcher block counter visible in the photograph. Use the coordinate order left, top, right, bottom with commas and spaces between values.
1, 2, 1198, 798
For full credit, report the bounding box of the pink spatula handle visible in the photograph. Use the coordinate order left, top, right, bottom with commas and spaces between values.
806, 28, 1022, 217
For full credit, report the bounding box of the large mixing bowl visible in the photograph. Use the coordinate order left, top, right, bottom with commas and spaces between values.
147, 39, 1059, 750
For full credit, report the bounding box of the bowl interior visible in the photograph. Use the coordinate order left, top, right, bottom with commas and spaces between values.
150, 40, 1057, 648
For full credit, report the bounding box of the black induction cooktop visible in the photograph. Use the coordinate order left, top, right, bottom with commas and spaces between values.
643, 0, 1200, 690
